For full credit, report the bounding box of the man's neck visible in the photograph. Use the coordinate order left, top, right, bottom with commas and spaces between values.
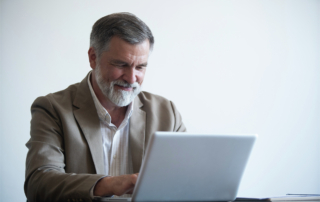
91, 74, 127, 128
105, 105, 127, 128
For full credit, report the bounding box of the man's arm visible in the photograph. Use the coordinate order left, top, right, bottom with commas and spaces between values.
25, 96, 105, 202
26, 96, 143, 201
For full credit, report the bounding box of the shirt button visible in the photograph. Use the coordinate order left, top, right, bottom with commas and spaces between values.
113, 155, 116, 159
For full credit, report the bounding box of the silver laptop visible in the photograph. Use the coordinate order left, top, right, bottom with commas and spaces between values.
94, 132, 257, 202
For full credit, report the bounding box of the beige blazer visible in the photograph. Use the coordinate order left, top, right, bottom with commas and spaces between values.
25, 72, 186, 202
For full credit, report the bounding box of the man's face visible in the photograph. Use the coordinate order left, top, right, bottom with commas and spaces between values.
91, 36, 150, 107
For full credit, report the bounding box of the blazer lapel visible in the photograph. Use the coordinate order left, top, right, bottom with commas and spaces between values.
73, 73, 105, 175
129, 96, 146, 173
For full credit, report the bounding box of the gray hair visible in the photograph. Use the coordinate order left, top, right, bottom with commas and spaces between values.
90, 12, 154, 58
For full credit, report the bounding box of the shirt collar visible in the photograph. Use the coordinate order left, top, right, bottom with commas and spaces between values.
87, 71, 134, 127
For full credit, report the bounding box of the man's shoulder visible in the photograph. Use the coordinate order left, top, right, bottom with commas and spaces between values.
32, 82, 81, 108
33, 73, 91, 108
136, 91, 177, 113
137, 91, 171, 105
135, 91, 186, 132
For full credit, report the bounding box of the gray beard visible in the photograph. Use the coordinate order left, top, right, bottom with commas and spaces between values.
94, 65, 141, 107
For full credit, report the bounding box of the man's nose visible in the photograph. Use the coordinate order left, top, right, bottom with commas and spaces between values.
123, 67, 137, 84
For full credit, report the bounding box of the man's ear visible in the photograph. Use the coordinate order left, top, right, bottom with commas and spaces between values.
88, 47, 97, 69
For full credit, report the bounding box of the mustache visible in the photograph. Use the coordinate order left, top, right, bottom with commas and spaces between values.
112, 80, 140, 89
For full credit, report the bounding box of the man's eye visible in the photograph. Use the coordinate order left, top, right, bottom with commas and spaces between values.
137, 66, 146, 70
114, 64, 126, 68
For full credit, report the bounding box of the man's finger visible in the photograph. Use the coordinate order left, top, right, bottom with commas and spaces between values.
131, 173, 138, 184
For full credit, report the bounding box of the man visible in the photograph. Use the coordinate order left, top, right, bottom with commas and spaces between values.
25, 12, 186, 202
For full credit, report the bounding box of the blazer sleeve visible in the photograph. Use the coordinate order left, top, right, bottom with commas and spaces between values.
25, 96, 105, 202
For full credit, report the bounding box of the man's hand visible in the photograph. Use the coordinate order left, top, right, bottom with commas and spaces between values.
94, 173, 139, 196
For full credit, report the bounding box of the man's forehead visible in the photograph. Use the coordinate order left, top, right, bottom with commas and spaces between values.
107, 36, 150, 53
101, 37, 150, 61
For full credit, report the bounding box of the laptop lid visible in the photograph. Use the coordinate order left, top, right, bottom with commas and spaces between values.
132, 132, 257, 202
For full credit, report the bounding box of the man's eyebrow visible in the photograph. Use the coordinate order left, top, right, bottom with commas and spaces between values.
110, 59, 128, 65
110, 59, 148, 67
139, 62, 148, 67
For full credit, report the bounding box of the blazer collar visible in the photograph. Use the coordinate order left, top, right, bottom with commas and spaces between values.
73, 72, 105, 174
130, 95, 146, 173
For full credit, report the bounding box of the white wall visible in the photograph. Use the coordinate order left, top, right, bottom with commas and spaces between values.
1, 0, 319, 201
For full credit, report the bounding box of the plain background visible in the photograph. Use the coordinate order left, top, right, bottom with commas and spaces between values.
0, 0, 319, 201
